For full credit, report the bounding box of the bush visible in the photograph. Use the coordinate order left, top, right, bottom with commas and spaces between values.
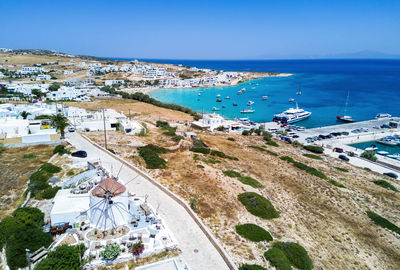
40, 163, 61, 174
0, 143, 5, 154
242, 130, 250, 136
292, 140, 303, 147
101, 243, 121, 261
23, 153, 36, 159
216, 126, 225, 131
223, 170, 242, 178
238, 192, 279, 219
37, 186, 61, 199
360, 150, 377, 162
210, 150, 238, 160
280, 156, 327, 179
264, 248, 292, 270
67, 169, 75, 176
156, 120, 170, 128
235, 223, 272, 242
227, 137, 236, 141
138, 144, 169, 169
107, 148, 116, 154
263, 131, 272, 141
328, 179, 346, 188
303, 153, 322, 160
189, 196, 198, 211
303, 145, 324, 154
35, 244, 86, 270
196, 164, 204, 168
273, 242, 313, 270
237, 176, 263, 188
13, 207, 45, 227
53, 145, 69, 155
266, 140, 279, 147
248, 145, 278, 156
190, 139, 210, 154
334, 167, 349, 172
366, 211, 400, 235
372, 180, 398, 192
172, 135, 184, 142
204, 157, 221, 164
239, 264, 267, 270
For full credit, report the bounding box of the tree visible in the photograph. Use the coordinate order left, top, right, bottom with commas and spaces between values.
50, 114, 69, 139
48, 82, 60, 91
32, 89, 44, 98
100, 243, 121, 261
361, 150, 377, 162
34, 244, 86, 270
13, 207, 45, 227
19, 111, 31, 119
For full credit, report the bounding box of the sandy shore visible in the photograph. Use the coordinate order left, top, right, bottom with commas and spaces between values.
121, 72, 293, 95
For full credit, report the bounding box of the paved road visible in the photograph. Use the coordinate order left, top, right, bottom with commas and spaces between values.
67, 132, 232, 270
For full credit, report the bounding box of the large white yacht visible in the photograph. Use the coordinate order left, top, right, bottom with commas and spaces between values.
273, 103, 311, 124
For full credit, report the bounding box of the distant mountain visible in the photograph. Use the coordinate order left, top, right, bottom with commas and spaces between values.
258, 50, 400, 60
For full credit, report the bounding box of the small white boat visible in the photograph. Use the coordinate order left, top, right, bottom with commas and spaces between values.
387, 153, 400, 159
251, 87, 256, 90
240, 109, 255, 113
247, 101, 254, 106
225, 96, 230, 99
241, 88, 246, 92
289, 98, 295, 102
296, 91, 302, 95
377, 151, 389, 155
365, 145, 378, 151
216, 94, 221, 97
376, 113, 392, 119
212, 107, 220, 111
198, 93, 201, 96
262, 96, 268, 100
237, 90, 242, 94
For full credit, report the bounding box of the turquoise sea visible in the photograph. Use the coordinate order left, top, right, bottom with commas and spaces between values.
145, 59, 400, 129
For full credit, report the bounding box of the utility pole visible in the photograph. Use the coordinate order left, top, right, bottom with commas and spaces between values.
102, 108, 107, 149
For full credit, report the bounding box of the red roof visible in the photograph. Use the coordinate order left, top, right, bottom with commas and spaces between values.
91, 177, 126, 198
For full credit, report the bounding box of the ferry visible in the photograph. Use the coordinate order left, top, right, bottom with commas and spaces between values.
376, 113, 392, 119
247, 101, 254, 106
273, 103, 311, 124
240, 109, 255, 114
262, 96, 268, 100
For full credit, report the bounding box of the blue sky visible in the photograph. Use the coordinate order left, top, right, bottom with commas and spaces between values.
0, 0, 399, 59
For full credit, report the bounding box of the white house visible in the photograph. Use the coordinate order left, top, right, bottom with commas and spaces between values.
105, 79, 124, 86
64, 70, 74, 75
36, 74, 51, 81
20, 66, 45, 74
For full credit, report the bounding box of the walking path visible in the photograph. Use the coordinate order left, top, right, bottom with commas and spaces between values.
66, 132, 235, 270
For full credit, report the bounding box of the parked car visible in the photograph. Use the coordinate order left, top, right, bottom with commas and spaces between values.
71, 150, 87, 158
341, 131, 349, 136
338, 154, 349, 161
333, 147, 344, 153
346, 151, 356, 157
383, 172, 398, 179
68, 127, 75, 132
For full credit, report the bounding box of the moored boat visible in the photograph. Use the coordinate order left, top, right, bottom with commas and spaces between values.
225, 96, 230, 99
233, 102, 238, 106
216, 94, 221, 97
216, 99, 222, 102
337, 91, 355, 122
377, 151, 389, 155
262, 96, 268, 100
376, 113, 392, 119
289, 98, 294, 102
247, 100, 254, 106
212, 107, 220, 111
240, 109, 255, 114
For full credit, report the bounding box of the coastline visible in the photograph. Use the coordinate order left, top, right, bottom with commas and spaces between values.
120, 72, 294, 95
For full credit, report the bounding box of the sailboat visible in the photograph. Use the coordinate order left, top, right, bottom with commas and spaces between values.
337, 91, 355, 122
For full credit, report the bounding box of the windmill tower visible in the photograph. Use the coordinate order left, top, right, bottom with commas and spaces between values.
89, 177, 130, 231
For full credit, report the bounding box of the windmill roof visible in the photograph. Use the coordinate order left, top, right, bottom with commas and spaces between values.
91, 177, 126, 198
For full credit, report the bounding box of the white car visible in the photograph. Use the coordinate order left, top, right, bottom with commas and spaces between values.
68, 127, 75, 132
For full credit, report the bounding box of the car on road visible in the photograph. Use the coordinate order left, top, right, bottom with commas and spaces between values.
71, 150, 87, 158
333, 147, 344, 153
68, 127, 75, 132
383, 172, 398, 179
338, 154, 349, 161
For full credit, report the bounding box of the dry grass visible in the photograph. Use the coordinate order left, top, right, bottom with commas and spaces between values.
86, 126, 400, 270
0, 53, 69, 64
0, 145, 54, 219
62, 99, 193, 122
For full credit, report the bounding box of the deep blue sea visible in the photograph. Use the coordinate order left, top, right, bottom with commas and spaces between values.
137, 59, 400, 128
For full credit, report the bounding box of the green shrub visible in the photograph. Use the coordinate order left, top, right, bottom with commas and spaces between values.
189, 196, 198, 211
364, 167, 372, 172
227, 137, 236, 141
190, 139, 210, 154
13, 207, 45, 227
67, 169, 75, 176
196, 164, 204, 169
156, 120, 170, 128
40, 163, 61, 174
216, 126, 225, 131
100, 243, 121, 261
303, 145, 324, 154
223, 170, 242, 178
334, 167, 349, 172
239, 264, 266, 270
0, 143, 5, 154
172, 135, 184, 142
35, 244, 86, 270
263, 131, 272, 141
37, 186, 61, 199
360, 150, 377, 162
204, 157, 221, 164
250, 145, 278, 156
235, 223, 272, 242
23, 153, 36, 159
328, 179, 346, 188
280, 156, 326, 179
237, 176, 263, 188
303, 153, 322, 160
264, 248, 292, 270
138, 144, 169, 169
372, 180, 398, 192
273, 242, 313, 270
210, 150, 238, 160
53, 145, 68, 155
292, 140, 303, 147
366, 211, 400, 235
238, 192, 279, 219
242, 130, 251, 136
266, 140, 279, 147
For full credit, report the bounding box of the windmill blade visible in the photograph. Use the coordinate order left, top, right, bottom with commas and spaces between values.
95, 199, 108, 230
112, 174, 140, 195
113, 202, 133, 217
108, 203, 118, 230
74, 197, 106, 219
116, 164, 123, 178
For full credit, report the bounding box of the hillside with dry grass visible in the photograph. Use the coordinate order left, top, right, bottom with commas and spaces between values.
0, 145, 54, 219
85, 122, 400, 270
